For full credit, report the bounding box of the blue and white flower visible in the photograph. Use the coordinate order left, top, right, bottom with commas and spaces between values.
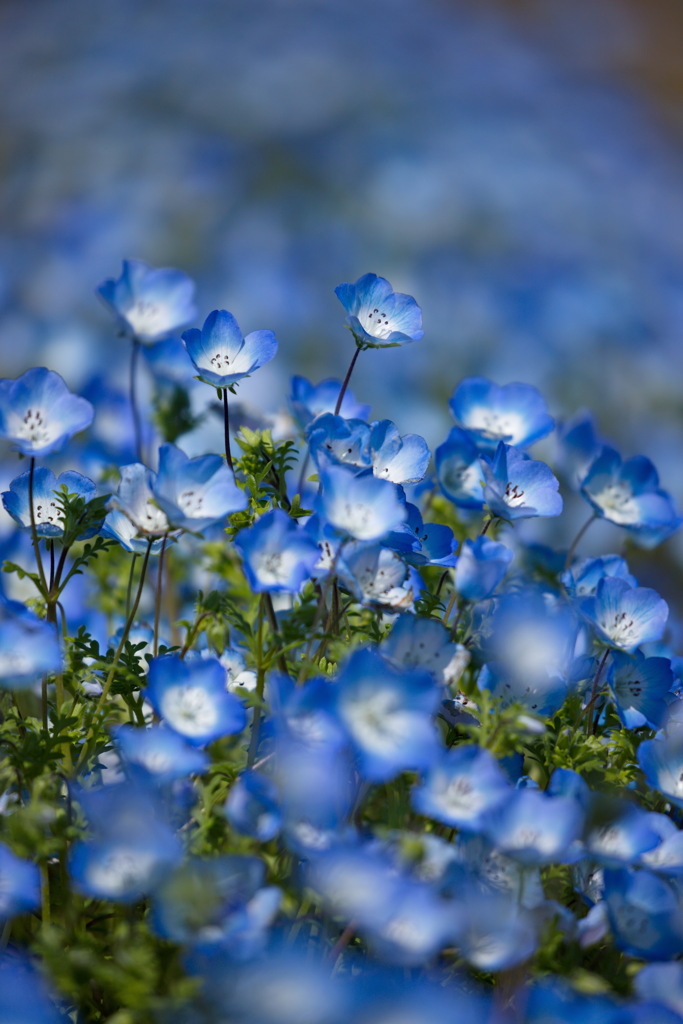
449, 377, 554, 454
334, 272, 423, 348
182, 309, 278, 389
97, 259, 196, 343
0, 367, 94, 458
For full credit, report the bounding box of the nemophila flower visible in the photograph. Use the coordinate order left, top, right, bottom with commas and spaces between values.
235, 509, 319, 592
561, 554, 636, 599
151, 855, 281, 953
334, 272, 423, 348
454, 536, 513, 602
0, 595, 62, 690
580, 577, 669, 652
607, 651, 674, 729
603, 867, 683, 960
112, 723, 209, 782
268, 673, 346, 752
369, 419, 430, 484
0, 842, 40, 920
151, 442, 247, 533
639, 728, 683, 808
636, 963, 683, 1019
332, 647, 441, 782
0, 367, 94, 458
434, 426, 485, 509
290, 375, 370, 431
412, 745, 511, 831
182, 309, 278, 389
277, 741, 358, 855
307, 414, 372, 471
381, 613, 460, 679
449, 377, 554, 454
454, 889, 538, 971
106, 462, 170, 541
225, 770, 282, 841
146, 655, 247, 746
581, 446, 680, 543
2, 467, 97, 538
481, 442, 563, 520
525, 981, 624, 1024
555, 409, 604, 490
638, 813, 683, 877
97, 258, 196, 342
387, 502, 457, 568
0, 956, 63, 1024
338, 541, 415, 610
483, 789, 584, 865
478, 591, 578, 716
70, 780, 183, 903
316, 464, 407, 542
584, 801, 661, 867
454, 835, 545, 909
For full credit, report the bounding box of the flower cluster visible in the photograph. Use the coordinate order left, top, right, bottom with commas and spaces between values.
0, 264, 682, 1023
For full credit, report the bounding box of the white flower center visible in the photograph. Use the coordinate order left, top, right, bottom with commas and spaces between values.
126, 299, 166, 338
14, 407, 53, 447
87, 846, 159, 897
592, 482, 640, 525
177, 489, 205, 516
360, 306, 393, 339
160, 685, 218, 737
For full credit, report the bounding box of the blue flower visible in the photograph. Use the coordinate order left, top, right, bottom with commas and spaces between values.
381, 613, 464, 680
581, 446, 680, 543
481, 442, 563, 520
146, 655, 247, 746
332, 648, 441, 782
608, 651, 675, 730
306, 414, 372, 471
454, 536, 513, 602
387, 502, 457, 568
235, 509, 320, 593
112, 723, 209, 782
97, 258, 196, 342
290, 375, 370, 431
412, 745, 511, 831
369, 419, 430, 484
0, 595, 63, 690
449, 377, 554, 454
0, 842, 40, 921
225, 770, 282, 841
69, 780, 183, 903
105, 461, 172, 547
434, 426, 485, 509
316, 464, 407, 541
152, 443, 247, 533
338, 541, 416, 610
484, 789, 584, 865
639, 729, 683, 808
580, 577, 669, 652
334, 272, 423, 348
3, 467, 97, 538
182, 309, 278, 389
603, 867, 683, 960
561, 554, 636, 599
0, 367, 94, 458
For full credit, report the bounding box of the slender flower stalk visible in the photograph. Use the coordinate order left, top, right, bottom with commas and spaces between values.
334, 346, 362, 416
221, 387, 234, 476
564, 512, 597, 570
153, 533, 169, 657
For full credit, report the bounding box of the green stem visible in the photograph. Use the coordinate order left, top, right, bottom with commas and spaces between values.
125, 552, 139, 620
76, 539, 153, 770
247, 594, 267, 767
27, 458, 48, 597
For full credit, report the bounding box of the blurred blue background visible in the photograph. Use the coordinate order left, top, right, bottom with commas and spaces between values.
2, 0, 683, 575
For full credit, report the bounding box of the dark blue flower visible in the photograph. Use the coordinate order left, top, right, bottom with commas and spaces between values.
0, 842, 40, 921
608, 651, 675, 729
0, 367, 94, 458
449, 377, 554, 454
97, 258, 196, 342
334, 272, 423, 348
182, 309, 278, 389
225, 771, 282, 841
0, 595, 63, 690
